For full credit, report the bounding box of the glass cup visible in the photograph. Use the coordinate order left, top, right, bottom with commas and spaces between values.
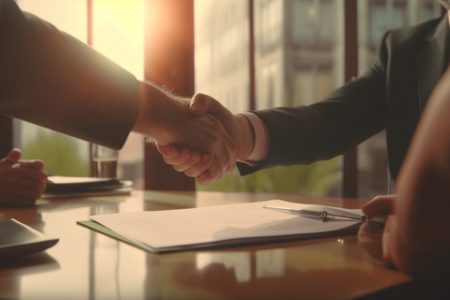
91, 144, 119, 178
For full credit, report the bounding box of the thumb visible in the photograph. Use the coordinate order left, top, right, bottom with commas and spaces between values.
3, 148, 21, 162
189, 93, 210, 116
190, 93, 230, 120
156, 143, 180, 159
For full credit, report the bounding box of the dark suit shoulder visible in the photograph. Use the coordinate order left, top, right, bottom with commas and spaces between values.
385, 17, 444, 49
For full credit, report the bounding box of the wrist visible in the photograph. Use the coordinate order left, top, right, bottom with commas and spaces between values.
133, 82, 153, 135
133, 82, 182, 144
235, 114, 255, 160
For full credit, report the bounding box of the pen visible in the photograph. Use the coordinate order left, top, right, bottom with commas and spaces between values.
263, 205, 385, 224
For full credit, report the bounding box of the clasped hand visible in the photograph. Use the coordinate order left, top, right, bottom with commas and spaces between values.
154, 93, 252, 184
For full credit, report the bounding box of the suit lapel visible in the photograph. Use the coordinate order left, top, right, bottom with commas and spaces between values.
417, 16, 449, 111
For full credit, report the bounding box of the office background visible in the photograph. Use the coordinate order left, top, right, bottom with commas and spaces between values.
13, 0, 442, 198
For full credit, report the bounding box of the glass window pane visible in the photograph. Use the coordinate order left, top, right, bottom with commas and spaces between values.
195, 0, 250, 114
91, 0, 145, 188
195, 0, 343, 196
15, 0, 89, 176
357, 0, 442, 198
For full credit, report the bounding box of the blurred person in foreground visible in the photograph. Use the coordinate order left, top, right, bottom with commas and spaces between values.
363, 66, 450, 277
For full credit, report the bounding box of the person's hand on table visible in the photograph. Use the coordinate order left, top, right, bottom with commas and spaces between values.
362, 194, 396, 217
156, 93, 255, 184
358, 194, 397, 264
0, 148, 47, 206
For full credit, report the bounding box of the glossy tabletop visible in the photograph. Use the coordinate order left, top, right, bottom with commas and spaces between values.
0, 191, 411, 299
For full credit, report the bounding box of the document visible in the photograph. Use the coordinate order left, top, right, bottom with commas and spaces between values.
43, 176, 132, 198
78, 200, 364, 253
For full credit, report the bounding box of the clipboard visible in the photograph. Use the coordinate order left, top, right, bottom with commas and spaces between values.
0, 219, 59, 258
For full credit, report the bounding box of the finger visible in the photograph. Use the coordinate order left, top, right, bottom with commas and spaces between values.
158, 145, 194, 167
190, 93, 210, 116
171, 148, 193, 172
362, 195, 396, 217
173, 150, 202, 173
203, 120, 237, 183
191, 93, 230, 122
221, 126, 237, 174
16, 176, 46, 192
19, 160, 45, 170
4, 148, 22, 161
206, 131, 233, 182
13, 165, 47, 182
1, 148, 22, 166
197, 170, 214, 184
184, 155, 212, 177
156, 144, 181, 160
225, 137, 237, 173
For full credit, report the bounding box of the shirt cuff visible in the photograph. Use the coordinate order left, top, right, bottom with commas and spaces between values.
240, 112, 269, 163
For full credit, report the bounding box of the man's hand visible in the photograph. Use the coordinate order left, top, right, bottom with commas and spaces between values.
362, 194, 396, 217
132, 84, 239, 182
0, 149, 47, 206
156, 93, 255, 184
362, 194, 405, 271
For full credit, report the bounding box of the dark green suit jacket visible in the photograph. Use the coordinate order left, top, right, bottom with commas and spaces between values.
240, 16, 449, 182
0, 0, 138, 149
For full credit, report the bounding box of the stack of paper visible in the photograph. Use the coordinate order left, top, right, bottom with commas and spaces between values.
78, 200, 364, 253
43, 176, 132, 198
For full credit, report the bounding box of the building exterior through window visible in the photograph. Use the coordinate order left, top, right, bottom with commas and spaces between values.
195, 0, 441, 197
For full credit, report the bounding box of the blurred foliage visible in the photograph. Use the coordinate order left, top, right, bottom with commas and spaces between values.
21, 129, 89, 176
198, 157, 341, 196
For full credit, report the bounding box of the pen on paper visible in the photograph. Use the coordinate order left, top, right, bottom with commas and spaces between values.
263, 205, 385, 224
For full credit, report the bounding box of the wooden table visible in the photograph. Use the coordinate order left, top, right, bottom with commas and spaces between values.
0, 191, 411, 299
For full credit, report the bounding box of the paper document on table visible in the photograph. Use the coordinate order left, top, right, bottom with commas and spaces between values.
79, 200, 364, 253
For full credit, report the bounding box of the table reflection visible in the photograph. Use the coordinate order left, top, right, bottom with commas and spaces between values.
0, 191, 411, 300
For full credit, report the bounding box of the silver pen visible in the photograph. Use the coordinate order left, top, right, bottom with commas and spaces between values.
263, 205, 385, 224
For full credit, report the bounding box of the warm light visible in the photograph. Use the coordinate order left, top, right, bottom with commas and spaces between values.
92, 0, 144, 79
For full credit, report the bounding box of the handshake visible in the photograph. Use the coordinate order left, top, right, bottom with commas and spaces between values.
132, 82, 255, 184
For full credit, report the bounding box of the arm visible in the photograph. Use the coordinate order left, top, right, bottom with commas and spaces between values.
158, 31, 390, 182
0, 0, 138, 149
383, 66, 450, 277
0, 1, 235, 174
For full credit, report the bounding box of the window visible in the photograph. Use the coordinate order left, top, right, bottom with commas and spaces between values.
195, 0, 343, 196
195, 0, 250, 114
291, 0, 335, 45
15, 0, 90, 176
195, 0, 443, 197
91, 0, 145, 188
15, 0, 144, 187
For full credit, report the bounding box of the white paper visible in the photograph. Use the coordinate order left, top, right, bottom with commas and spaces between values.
90, 200, 363, 252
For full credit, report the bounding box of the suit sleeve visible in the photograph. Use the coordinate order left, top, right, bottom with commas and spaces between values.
0, 0, 139, 149
238, 32, 390, 175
